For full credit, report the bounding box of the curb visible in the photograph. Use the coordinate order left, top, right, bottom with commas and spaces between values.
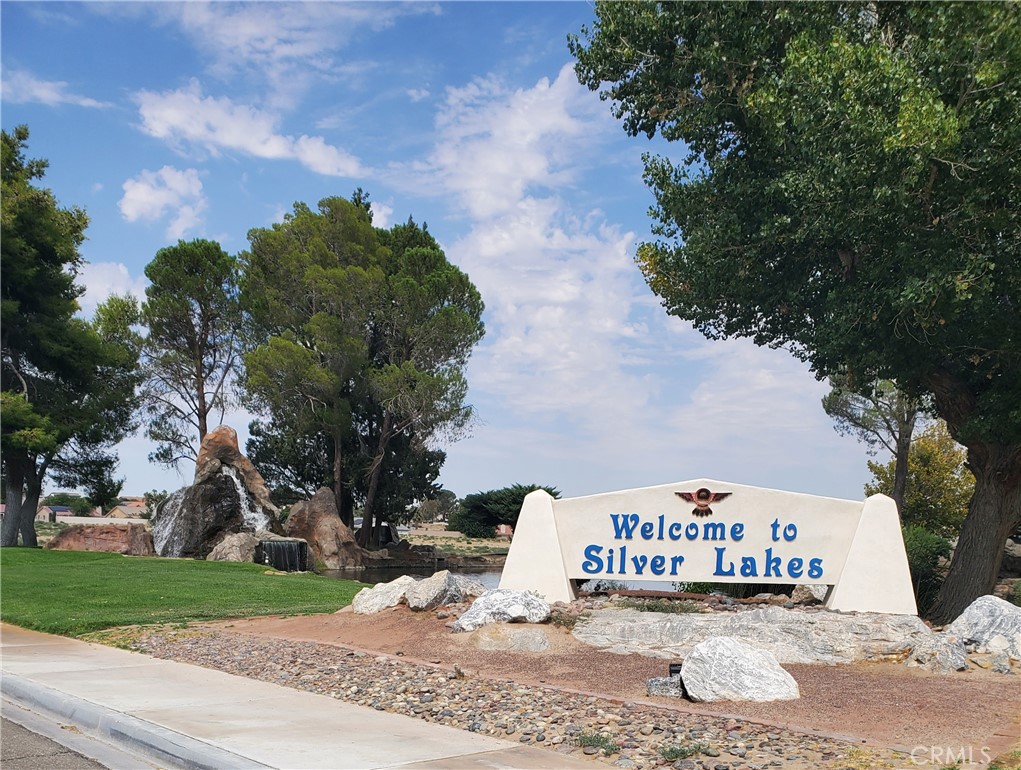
1, 672, 271, 770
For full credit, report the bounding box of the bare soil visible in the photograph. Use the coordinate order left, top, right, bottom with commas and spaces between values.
205, 607, 1021, 756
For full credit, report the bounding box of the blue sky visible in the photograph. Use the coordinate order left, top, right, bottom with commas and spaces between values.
2, 1, 877, 502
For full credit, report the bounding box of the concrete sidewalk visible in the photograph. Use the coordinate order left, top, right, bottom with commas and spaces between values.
0, 624, 592, 770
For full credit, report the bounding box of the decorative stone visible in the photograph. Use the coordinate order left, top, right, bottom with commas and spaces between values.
405, 570, 487, 611
573, 605, 931, 664
907, 633, 968, 674
791, 584, 828, 604
352, 575, 418, 614
1002, 539, 1021, 578
452, 589, 550, 633
646, 675, 685, 699
193, 425, 278, 517
680, 637, 800, 702
470, 625, 550, 652
283, 488, 365, 569
45, 523, 154, 556
946, 595, 1021, 660
206, 532, 259, 563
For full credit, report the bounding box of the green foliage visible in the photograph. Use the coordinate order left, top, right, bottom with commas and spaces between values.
866, 422, 974, 538
615, 598, 702, 614
141, 239, 243, 467
412, 489, 458, 525
576, 732, 616, 752
449, 484, 560, 538
242, 197, 483, 544
41, 492, 94, 516
1010, 582, 1021, 609
0, 548, 367, 637
571, 3, 1021, 620
143, 489, 169, 519
902, 524, 953, 615
660, 743, 710, 761
1, 127, 139, 547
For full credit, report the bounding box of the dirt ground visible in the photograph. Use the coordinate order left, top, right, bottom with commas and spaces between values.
205, 607, 1021, 757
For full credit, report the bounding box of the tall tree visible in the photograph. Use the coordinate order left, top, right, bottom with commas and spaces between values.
2, 127, 138, 545
572, 2, 1021, 622
822, 377, 923, 512
140, 239, 243, 468
242, 197, 385, 527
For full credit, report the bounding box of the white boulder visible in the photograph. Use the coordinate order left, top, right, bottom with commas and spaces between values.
681, 637, 800, 702
452, 589, 550, 633
907, 633, 968, 674
352, 575, 417, 614
946, 595, 1021, 660
405, 570, 487, 611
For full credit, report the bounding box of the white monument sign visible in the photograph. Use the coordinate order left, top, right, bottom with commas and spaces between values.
499, 478, 917, 615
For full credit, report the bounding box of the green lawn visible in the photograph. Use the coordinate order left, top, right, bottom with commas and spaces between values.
0, 548, 368, 637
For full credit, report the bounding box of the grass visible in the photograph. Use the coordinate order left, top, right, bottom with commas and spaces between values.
990, 748, 1021, 770
404, 533, 509, 556
0, 548, 368, 637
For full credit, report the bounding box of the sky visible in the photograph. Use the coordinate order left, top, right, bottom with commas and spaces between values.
2, 1, 880, 503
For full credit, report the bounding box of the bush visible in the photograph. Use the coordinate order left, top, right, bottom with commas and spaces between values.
903, 524, 952, 616
577, 732, 616, 752
616, 598, 702, 614
447, 483, 560, 538
660, 743, 710, 761
446, 506, 494, 539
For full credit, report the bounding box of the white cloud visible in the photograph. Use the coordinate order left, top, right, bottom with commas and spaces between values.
119, 166, 207, 239
2, 68, 110, 108
134, 81, 363, 177
370, 201, 393, 228
77, 262, 147, 317
407, 88, 430, 102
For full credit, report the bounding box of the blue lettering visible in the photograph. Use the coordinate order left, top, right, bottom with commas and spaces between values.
770, 518, 781, 541
685, 522, 699, 540
764, 547, 782, 577
650, 555, 666, 575
730, 522, 745, 541
788, 557, 804, 578
740, 556, 758, 577
668, 522, 683, 540
640, 521, 654, 539
783, 523, 798, 542
702, 521, 726, 540
670, 555, 685, 575
807, 557, 824, 579
582, 544, 603, 574
714, 546, 735, 576
611, 514, 639, 540
631, 553, 648, 574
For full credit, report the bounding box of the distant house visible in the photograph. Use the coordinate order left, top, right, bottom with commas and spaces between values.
106, 501, 147, 519
495, 524, 514, 539
35, 505, 72, 521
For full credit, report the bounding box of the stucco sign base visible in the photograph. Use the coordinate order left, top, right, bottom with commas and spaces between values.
499, 478, 917, 616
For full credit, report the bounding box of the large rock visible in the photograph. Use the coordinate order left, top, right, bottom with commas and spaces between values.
283, 488, 365, 570
946, 595, 1021, 660
405, 570, 487, 611
194, 426, 278, 517
470, 625, 550, 652
151, 426, 282, 558
791, 584, 828, 604
206, 532, 260, 563
907, 633, 968, 674
681, 637, 800, 702
452, 590, 550, 633
573, 606, 931, 664
1001, 539, 1021, 578
45, 523, 154, 556
352, 575, 418, 614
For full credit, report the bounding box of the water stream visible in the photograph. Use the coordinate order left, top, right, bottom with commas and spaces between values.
221, 465, 271, 531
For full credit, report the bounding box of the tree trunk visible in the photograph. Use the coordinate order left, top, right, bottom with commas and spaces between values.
19, 476, 41, 548
892, 428, 913, 514
332, 431, 350, 528
358, 413, 393, 549
927, 443, 1021, 624
1, 463, 26, 547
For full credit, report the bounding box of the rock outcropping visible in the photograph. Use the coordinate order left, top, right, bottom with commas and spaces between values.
45, 523, 154, 556
151, 426, 282, 558
945, 595, 1021, 660
452, 590, 550, 633
283, 488, 364, 570
680, 637, 800, 702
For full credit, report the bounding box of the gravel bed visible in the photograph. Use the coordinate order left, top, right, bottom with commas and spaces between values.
131, 628, 910, 770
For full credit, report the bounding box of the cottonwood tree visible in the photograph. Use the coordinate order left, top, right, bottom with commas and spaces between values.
572, 3, 1021, 622
2, 128, 138, 545
822, 377, 924, 512
140, 239, 243, 468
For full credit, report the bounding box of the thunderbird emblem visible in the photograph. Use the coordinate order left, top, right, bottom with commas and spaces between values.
676, 487, 732, 517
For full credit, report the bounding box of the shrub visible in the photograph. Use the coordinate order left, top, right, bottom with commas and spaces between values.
660, 743, 710, 761
447, 483, 560, 538
616, 598, 701, 614
577, 732, 616, 752
903, 524, 952, 616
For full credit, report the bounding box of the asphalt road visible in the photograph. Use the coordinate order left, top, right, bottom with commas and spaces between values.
1, 717, 108, 770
